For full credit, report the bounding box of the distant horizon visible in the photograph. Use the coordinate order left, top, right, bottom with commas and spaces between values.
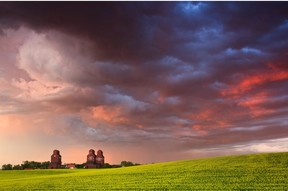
2, 144, 288, 168
1, 2, 288, 167
2, 150, 288, 168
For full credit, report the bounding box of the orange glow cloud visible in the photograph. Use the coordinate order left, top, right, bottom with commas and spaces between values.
189, 107, 230, 130
237, 92, 274, 117
90, 106, 131, 125
220, 65, 287, 118
191, 109, 214, 121
192, 124, 208, 135
222, 68, 288, 97
0, 115, 36, 133
238, 92, 268, 107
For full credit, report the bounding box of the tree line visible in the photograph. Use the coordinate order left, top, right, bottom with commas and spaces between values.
2, 160, 140, 170
120, 161, 140, 167
2, 161, 50, 170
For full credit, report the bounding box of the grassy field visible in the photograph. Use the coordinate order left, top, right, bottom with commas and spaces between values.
0, 152, 287, 190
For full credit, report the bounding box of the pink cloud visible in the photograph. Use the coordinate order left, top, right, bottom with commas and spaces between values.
222, 66, 288, 97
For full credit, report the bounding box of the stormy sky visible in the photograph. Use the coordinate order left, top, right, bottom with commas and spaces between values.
1, 2, 288, 165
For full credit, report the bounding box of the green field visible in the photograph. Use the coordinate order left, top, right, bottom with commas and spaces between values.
0, 152, 287, 190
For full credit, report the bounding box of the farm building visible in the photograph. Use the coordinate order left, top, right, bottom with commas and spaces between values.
65, 163, 76, 169
85, 149, 105, 168
48, 150, 62, 169
48, 149, 104, 169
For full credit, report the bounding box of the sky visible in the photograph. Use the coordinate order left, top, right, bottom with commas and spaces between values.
0, 2, 288, 166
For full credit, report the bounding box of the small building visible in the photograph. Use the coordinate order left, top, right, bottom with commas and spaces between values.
65, 163, 76, 169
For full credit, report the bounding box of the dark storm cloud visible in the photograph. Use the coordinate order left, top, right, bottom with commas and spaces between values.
0, 2, 176, 62
1, 2, 285, 62
1, 2, 288, 153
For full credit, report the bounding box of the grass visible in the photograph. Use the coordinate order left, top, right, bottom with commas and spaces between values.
0, 152, 287, 190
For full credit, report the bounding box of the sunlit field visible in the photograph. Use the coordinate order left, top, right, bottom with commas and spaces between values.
0, 152, 287, 190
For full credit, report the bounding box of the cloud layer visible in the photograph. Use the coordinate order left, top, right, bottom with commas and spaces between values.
0, 2, 288, 165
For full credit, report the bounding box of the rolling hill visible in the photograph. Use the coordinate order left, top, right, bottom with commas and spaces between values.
0, 152, 287, 190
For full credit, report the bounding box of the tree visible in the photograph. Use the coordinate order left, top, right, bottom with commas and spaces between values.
103, 163, 112, 168
111, 164, 121, 168
75, 163, 85, 168
41, 161, 50, 169
21, 161, 30, 169
21, 161, 43, 169
2, 164, 13, 170
13, 165, 23, 170
121, 161, 134, 167
2, 161, 51, 170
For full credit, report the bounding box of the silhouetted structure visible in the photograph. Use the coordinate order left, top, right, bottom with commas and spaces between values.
85, 149, 97, 168
47, 149, 104, 169
48, 150, 62, 169
96, 149, 104, 168
85, 149, 105, 168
